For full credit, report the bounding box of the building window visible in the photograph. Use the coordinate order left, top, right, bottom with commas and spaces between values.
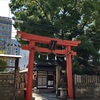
38, 76, 47, 88
47, 75, 54, 88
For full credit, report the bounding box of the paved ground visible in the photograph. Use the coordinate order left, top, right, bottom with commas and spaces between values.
32, 92, 60, 100
32, 92, 99, 100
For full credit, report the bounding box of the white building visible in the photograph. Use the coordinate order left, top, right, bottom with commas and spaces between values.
6, 39, 20, 55
6, 39, 20, 66
19, 49, 29, 70
6, 39, 29, 69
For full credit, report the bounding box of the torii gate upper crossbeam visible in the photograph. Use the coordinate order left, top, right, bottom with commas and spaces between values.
17, 31, 80, 46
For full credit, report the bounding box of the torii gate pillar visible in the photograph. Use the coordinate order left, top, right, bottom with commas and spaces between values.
66, 46, 73, 98
26, 41, 35, 100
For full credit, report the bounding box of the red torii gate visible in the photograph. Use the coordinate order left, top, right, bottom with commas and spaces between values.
17, 31, 81, 100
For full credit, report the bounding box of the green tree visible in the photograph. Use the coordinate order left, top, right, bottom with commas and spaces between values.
9, 0, 100, 74
0, 50, 7, 72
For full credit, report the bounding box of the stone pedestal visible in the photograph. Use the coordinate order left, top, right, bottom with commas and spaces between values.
58, 88, 67, 99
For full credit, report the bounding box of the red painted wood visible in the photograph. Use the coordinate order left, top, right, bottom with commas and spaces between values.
22, 45, 31, 50
26, 41, 35, 100
66, 46, 74, 99
22, 45, 76, 56
17, 31, 80, 46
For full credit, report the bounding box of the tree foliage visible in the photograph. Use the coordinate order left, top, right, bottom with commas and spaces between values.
0, 50, 7, 72
9, 0, 100, 74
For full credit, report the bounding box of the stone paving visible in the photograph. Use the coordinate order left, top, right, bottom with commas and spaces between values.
32, 92, 99, 100
32, 92, 60, 100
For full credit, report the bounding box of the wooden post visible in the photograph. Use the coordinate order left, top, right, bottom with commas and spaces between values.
56, 65, 61, 95
15, 58, 19, 88
26, 41, 35, 100
66, 46, 74, 99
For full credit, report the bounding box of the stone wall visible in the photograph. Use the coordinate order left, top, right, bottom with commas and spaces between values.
0, 72, 26, 100
74, 74, 100, 99
0, 73, 15, 100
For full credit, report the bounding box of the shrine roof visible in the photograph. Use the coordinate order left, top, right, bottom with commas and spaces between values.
36, 60, 57, 67
34, 60, 57, 71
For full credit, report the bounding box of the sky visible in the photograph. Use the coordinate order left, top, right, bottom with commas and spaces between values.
0, 0, 16, 38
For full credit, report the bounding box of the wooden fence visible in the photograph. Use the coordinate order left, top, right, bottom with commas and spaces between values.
74, 74, 100, 84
